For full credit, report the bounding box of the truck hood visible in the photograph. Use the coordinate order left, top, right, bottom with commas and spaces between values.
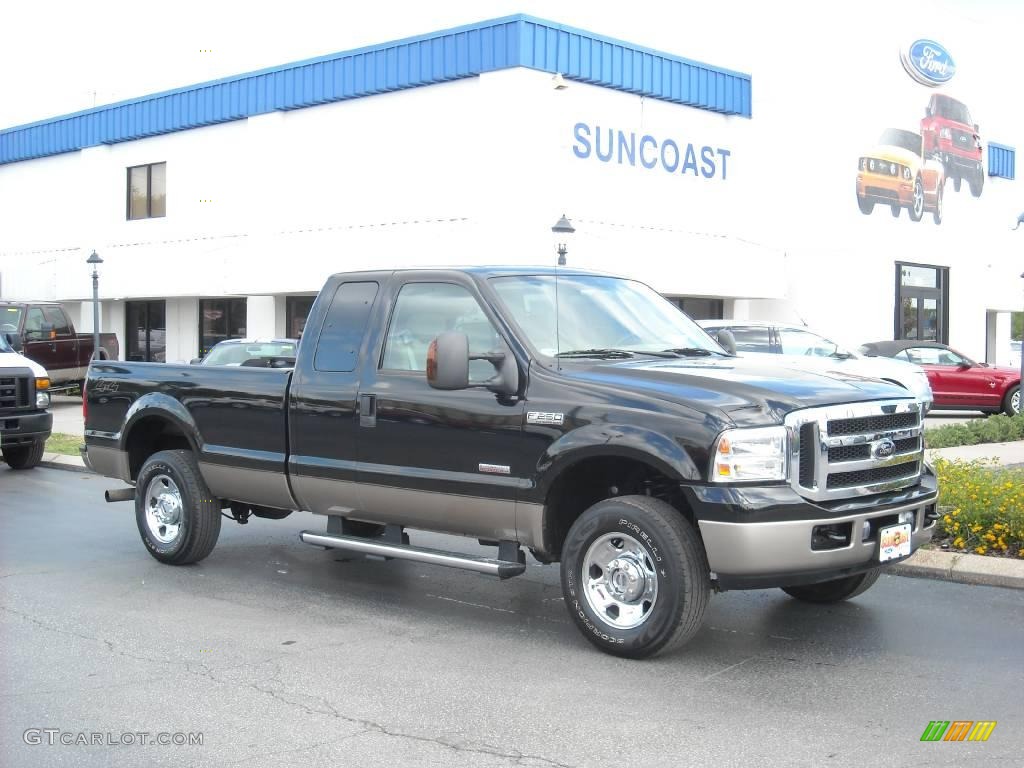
561, 356, 913, 426
0, 350, 47, 378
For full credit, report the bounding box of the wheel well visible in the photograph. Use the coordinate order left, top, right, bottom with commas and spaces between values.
126, 416, 193, 480
542, 457, 694, 560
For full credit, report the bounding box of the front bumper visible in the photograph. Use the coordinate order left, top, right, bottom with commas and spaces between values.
0, 410, 52, 448
687, 470, 938, 590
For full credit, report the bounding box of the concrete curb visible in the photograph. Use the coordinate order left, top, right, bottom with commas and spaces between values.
891, 548, 1024, 590
39, 453, 91, 473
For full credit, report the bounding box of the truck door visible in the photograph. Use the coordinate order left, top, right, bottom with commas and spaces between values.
46, 307, 81, 379
23, 307, 75, 383
353, 276, 526, 541
288, 280, 383, 516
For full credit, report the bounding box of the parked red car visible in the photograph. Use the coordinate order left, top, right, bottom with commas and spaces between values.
860, 340, 1019, 416
920, 94, 983, 197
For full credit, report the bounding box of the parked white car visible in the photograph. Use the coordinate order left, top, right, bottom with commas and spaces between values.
0, 329, 53, 468
698, 320, 934, 410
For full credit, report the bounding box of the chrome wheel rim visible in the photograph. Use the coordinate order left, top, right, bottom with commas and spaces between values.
581, 533, 658, 630
145, 474, 183, 544
1013, 389, 1021, 414
913, 179, 923, 217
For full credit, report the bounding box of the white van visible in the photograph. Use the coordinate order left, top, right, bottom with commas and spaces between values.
0, 330, 53, 469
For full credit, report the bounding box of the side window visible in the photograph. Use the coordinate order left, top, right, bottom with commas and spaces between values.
904, 347, 963, 366
42, 307, 71, 336
893, 350, 912, 361
727, 326, 772, 353
382, 283, 500, 379
313, 282, 379, 372
23, 308, 45, 340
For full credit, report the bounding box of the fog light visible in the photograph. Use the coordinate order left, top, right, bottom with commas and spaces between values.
862, 521, 872, 541
899, 510, 915, 527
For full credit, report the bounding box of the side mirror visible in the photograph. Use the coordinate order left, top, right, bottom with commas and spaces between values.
189, 358, 203, 365
717, 329, 737, 355
957, 362, 972, 370
427, 331, 519, 396
973, 123, 979, 133
3, 331, 23, 352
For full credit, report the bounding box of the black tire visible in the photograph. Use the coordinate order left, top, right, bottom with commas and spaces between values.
781, 568, 881, 603
932, 184, 943, 225
135, 450, 221, 565
953, 175, 962, 192
907, 176, 924, 222
2, 439, 45, 469
1003, 385, 1021, 416
890, 204, 900, 218
560, 495, 710, 659
968, 170, 984, 198
856, 194, 874, 215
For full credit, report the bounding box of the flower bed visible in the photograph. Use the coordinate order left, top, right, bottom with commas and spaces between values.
932, 458, 1024, 557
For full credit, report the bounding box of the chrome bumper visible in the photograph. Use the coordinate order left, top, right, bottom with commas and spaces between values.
698, 498, 935, 578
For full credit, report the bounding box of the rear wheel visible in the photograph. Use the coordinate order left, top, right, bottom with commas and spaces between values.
932, 184, 943, 225
953, 176, 962, 192
1004, 385, 1021, 416
781, 568, 881, 603
560, 495, 710, 659
2, 439, 45, 469
135, 450, 221, 564
968, 170, 984, 198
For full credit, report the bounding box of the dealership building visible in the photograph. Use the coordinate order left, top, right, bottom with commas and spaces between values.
0, 5, 1021, 365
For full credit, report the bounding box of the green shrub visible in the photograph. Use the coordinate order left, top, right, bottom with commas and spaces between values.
933, 459, 1024, 556
925, 412, 1024, 449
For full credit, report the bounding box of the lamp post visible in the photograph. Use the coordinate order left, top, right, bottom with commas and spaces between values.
86, 250, 103, 363
551, 214, 575, 266
1014, 213, 1024, 413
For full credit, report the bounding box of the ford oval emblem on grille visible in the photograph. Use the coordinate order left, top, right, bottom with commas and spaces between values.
873, 439, 896, 459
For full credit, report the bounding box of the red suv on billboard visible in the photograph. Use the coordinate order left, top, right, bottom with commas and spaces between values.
920, 94, 983, 197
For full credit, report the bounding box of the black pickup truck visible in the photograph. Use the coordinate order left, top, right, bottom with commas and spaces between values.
83, 268, 938, 658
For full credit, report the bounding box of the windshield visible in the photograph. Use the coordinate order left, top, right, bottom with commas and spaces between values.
203, 341, 297, 366
879, 129, 921, 157
778, 327, 853, 358
933, 96, 972, 125
1, 305, 23, 334
489, 275, 724, 358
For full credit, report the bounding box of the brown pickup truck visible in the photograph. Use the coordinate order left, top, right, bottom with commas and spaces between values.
0, 302, 118, 388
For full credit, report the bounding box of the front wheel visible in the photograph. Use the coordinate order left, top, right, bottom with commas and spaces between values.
560, 495, 710, 659
968, 170, 984, 198
2, 439, 45, 469
907, 176, 924, 221
1004, 385, 1021, 416
135, 450, 222, 564
781, 568, 881, 603
857, 194, 874, 215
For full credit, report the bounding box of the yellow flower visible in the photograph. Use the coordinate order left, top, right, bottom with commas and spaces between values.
952, 510, 960, 516
975, 546, 987, 555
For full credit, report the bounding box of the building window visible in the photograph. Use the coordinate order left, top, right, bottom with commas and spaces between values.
665, 296, 724, 320
286, 296, 316, 339
126, 300, 166, 362
988, 143, 1015, 180
199, 298, 246, 357
895, 263, 948, 343
127, 162, 166, 219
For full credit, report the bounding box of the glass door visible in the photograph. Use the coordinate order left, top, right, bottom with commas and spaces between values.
126, 300, 167, 362
896, 264, 947, 343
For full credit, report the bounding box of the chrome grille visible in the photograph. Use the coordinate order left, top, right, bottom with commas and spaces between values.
0, 375, 31, 412
785, 400, 923, 501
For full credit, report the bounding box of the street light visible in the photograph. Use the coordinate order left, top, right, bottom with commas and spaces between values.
1014, 213, 1024, 413
551, 214, 575, 266
86, 250, 103, 363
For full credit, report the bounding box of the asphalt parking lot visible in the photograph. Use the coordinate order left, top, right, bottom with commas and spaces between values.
1, 467, 1022, 767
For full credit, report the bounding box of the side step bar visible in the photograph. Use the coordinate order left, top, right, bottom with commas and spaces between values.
299, 531, 526, 579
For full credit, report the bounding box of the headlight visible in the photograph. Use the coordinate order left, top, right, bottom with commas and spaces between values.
859, 157, 866, 171
903, 166, 912, 180
889, 163, 897, 175
939, 127, 951, 139
868, 159, 876, 171
711, 426, 788, 482
35, 378, 50, 409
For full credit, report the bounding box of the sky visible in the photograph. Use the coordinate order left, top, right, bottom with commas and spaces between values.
5, 0, 1013, 131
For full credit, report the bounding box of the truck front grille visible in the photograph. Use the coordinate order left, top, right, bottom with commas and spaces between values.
785, 400, 923, 501
0, 375, 31, 412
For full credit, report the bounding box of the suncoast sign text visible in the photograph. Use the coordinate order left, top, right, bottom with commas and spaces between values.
572, 123, 731, 180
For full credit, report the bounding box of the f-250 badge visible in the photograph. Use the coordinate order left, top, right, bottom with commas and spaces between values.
527, 411, 564, 426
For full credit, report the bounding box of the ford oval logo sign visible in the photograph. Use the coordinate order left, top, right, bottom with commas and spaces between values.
873, 439, 896, 459
901, 40, 956, 87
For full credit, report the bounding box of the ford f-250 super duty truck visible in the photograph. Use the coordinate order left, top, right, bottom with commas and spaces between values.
83, 268, 938, 658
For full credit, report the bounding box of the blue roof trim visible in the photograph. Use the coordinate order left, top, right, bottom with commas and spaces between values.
987, 142, 1015, 180
0, 15, 751, 165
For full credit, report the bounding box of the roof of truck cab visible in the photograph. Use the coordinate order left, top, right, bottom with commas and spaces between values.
328, 266, 619, 279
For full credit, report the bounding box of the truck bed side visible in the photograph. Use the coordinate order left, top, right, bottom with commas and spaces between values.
85, 361, 295, 509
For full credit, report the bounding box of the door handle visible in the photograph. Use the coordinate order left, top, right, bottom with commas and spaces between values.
359, 394, 376, 428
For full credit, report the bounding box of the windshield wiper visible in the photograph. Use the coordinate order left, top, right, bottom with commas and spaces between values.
660, 347, 719, 357
556, 348, 636, 359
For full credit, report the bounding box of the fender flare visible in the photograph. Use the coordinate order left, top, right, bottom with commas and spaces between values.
120, 392, 202, 456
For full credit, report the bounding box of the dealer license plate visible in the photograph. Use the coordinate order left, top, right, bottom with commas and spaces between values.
879, 523, 912, 562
